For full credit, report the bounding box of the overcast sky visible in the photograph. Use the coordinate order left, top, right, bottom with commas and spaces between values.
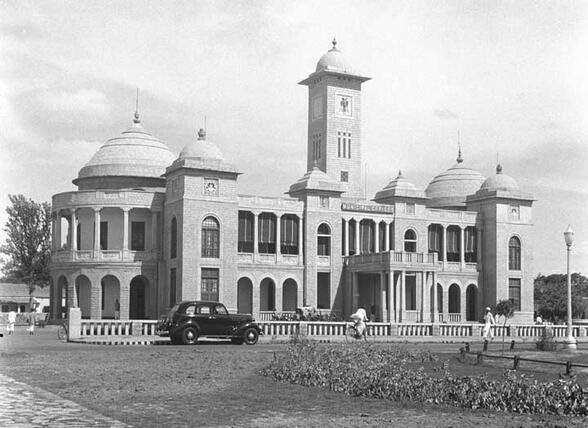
1, 0, 587, 275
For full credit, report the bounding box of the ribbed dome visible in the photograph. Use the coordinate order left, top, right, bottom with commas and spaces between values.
179, 129, 224, 161
425, 151, 485, 209
289, 164, 343, 195
374, 170, 426, 202
315, 38, 354, 73
74, 113, 175, 189
479, 164, 520, 193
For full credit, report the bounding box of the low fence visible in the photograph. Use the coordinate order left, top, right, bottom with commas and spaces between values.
64, 312, 588, 342
0, 312, 49, 326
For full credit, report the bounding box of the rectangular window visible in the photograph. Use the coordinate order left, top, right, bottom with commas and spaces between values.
320, 196, 329, 208
347, 133, 351, 158
99, 221, 108, 250
280, 215, 299, 254
238, 211, 254, 253
258, 213, 276, 254
317, 272, 331, 309
464, 227, 477, 262
131, 221, 146, 251
340, 171, 348, 182
338, 134, 341, 157
169, 268, 177, 306
76, 223, 81, 250
201, 268, 219, 301
508, 278, 521, 311
406, 203, 415, 215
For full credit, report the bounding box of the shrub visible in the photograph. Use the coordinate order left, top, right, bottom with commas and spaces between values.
261, 343, 588, 416
536, 327, 557, 351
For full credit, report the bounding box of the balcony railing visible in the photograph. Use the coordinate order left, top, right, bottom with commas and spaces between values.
237, 252, 302, 266
346, 251, 438, 268
52, 250, 157, 263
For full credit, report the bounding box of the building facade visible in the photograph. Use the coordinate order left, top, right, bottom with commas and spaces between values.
49, 40, 535, 323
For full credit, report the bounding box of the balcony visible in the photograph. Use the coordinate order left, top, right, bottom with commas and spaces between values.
237, 252, 303, 266
52, 250, 158, 263
346, 251, 438, 270
441, 262, 478, 273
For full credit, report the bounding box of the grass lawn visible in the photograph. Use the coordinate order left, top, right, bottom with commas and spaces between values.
1, 328, 587, 427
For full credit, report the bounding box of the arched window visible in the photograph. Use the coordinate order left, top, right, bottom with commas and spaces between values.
317, 223, 331, 256
202, 216, 220, 258
509, 236, 521, 270
170, 217, 177, 259
404, 229, 417, 252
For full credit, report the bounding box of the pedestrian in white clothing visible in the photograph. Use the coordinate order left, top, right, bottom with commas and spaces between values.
483, 307, 495, 340
7, 310, 16, 335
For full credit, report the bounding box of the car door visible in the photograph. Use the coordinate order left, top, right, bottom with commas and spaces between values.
195, 304, 215, 335
211, 304, 233, 336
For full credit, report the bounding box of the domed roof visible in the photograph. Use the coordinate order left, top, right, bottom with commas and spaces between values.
479, 164, 520, 193
178, 129, 224, 161
374, 170, 426, 202
289, 163, 343, 195
315, 38, 355, 74
425, 150, 486, 209
74, 112, 175, 188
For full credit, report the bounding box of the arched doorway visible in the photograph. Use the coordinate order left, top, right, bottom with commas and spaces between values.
260, 278, 275, 311
56, 275, 68, 319
101, 275, 120, 319
130, 276, 148, 319
237, 277, 253, 314
282, 279, 298, 312
466, 284, 477, 321
448, 283, 461, 315
75, 275, 91, 319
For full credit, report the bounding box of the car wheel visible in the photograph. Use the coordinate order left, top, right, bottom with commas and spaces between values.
231, 338, 244, 345
181, 326, 199, 345
243, 328, 259, 345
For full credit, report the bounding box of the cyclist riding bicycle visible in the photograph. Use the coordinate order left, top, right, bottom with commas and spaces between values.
350, 308, 368, 339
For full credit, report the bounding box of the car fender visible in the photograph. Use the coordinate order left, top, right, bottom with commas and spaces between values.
234, 322, 263, 336
171, 319, 201, 336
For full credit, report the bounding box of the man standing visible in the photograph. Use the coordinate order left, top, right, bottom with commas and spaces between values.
7, 310, 16, 335
483, 307, 495, 340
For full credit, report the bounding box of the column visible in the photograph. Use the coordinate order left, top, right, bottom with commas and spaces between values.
67, 274, 77, 308
442, 225, 447, 267
276, 214, 281, 256
400, 270, 406, 318
416, 272, 422, 320
90, 276, 102, 319
459, 226, 465, 268
476, 228, 482, 264
253, 213, 259, 255
151, 210, 158, 252
355, 219, 361, 255
388, 271, 394, 322
385, 222, 390, 251
351, 272, 358, 311
70, 209, 77, 251
432, 271, 438, 322
93, 208, 101, 253
122, 208, 129, 252
421, 272, 430, 322
374, 221, 380, 253
379, 271, 386, 322
442, 285, 449, 317
56, 212, 62, 251
298, 215, 303, 264
120, 280, 130, 320
344, 219, 349, 256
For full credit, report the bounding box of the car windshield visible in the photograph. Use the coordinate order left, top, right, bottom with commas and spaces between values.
167, 304, 180, 319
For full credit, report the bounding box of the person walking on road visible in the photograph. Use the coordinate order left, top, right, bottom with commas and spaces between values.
483, 307, 495, 340
26, 311, 35, 335
7, 310, 16, 335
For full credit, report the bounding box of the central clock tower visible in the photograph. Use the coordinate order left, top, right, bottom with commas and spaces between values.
299, 39, 370, 199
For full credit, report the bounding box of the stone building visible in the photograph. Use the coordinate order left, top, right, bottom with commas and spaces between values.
49, 40, 535, 323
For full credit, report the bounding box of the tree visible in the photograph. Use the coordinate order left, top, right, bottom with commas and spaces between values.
534, 273, 588, 323
0, 194, 52, 296
494, 299, 514, 354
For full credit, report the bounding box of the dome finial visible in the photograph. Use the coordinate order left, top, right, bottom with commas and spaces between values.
496, 152, 502, 173
133, 88, 140, 123
456, 130, 463, 163
397, 169, 403, 178
198, 128, 206, 140
331, 37, 338, 51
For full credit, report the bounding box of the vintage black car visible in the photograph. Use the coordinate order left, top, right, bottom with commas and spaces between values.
156, 301, 263, 345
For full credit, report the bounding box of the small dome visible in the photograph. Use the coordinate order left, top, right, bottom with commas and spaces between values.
74, 114, 175, 189
479, 164, 520, 193
179, 129, 224, 161
425, 151, 485, 209
374, 170, 426, 202
289, 163, 343, 195
315, 38, 354, 74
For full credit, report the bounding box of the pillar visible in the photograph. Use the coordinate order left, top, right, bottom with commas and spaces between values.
421, 272, 430, 322
344, 219, 349, 256
151, 210, 158, 252
385, 222, 390, 251
442, 225, 447, 266
379, 271, 386, 322
298, 215, 303, 262
56, 212, 62, 251
93, 208, 101, 252
120, 280, 130, 320
432, 271, 438, 322
253, 213, 259, 255
443, 285, 449, 317
276, 214, 281, 256
351, 272, 358, 311
374, 221, 380, 253
90, 276, 102, 319
70, 209, 77, 251
388, 271, 394, 322
459, 226, 465, 268
355, 219, 361, 255
122, 208, 129, 252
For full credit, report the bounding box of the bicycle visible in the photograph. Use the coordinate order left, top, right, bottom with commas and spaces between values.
57, 320, 68, 341
345, 322, 374, 343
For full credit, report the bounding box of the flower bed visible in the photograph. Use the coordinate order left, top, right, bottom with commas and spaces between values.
261, 343, 588, 416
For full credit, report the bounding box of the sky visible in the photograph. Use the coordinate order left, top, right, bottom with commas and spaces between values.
1, 0, 587, 275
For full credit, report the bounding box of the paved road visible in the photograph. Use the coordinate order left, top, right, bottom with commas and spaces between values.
0, 373, 131, 427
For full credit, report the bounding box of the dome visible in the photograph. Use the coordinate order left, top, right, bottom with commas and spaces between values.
74, 112, 175, 189
479, 164, 520, 193
315, 38, 355, 74
425, 151, 486, 209
178, 129, 224, 161
289, 163, 343, 195
374, 170, 426, 202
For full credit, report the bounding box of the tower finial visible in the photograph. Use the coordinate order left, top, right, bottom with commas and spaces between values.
133, 88, 140, 123
331, 37, 338, 50
397, 169, 403, 178
496, 152, 502, 173
456, 131, 463, 163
